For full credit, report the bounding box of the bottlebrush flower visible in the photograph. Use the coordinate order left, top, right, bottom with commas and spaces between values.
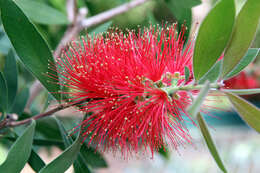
54, 24, 195, 156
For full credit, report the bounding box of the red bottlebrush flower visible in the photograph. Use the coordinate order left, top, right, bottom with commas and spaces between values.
55, 25, 195, 156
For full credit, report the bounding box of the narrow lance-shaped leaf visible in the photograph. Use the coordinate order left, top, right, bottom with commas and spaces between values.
222, 89, 260, 95
0, 72, 8, 112
10, 87, 29, 115
14, 0, 69, 25
0, 120, 36, 173
28, 148, 46, 172
39, 126, 82, 173
224, 48, 259, 79
197, 113, 227, 173
225, 92, 260, 133
198, 60, 222, 84
187, 81, 210, 117
222, 0, 260, 78
3, 50, 18, 110
193, 0, 235, 80
0, 0, 60, 100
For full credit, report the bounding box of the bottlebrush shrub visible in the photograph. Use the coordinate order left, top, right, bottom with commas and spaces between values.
53, 24, 198, 156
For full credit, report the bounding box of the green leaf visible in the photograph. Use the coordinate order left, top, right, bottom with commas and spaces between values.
10, 87, 29, 115
0, 120, 36, 173
3, 51, 18, 110
80, 144, 107, 169
224, 48, 259, 79
187, 81, 210, 117
0, 0, 60, 100
0, 72, 8, 112
39, 127, 82, 173
197, 112, 227, 173
184, 66, 190, 83
225, 92, 260, 133
14, 0, 69, 25
28, 148, 46, 172
193, 0, 235, 80
198, 60, 222, 84
165, 0, 193, 38
222, 0, 260, 78
222, 89, 260, 95
4, 136, 64, 147
55, 117, 91, 172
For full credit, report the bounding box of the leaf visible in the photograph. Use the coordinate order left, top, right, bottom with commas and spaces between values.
28, 148, 46, 172
54, 117, 91, 172
224, 48, 259, 79
187, 81, 210, 117
222, 0, 260, 78
4, 136, 64, 147
39, 125, 82, 173
222, 89, 260, 95
165, 0, 193, 38
193, 0, 235, 80
14, 0, 69, 25
197, 112, 227, 173
0, 0, 60, 100
198, 60, 222, 84
10, 87, 29, 115
184, 66, 190, 83
0, 120, 36, 173
0, 72, 8, 112
225, 92, 260, 133
3, 51, 18, 110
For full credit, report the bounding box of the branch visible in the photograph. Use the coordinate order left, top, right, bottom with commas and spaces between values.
80, 0, 149, 28
1, 100, 84, 130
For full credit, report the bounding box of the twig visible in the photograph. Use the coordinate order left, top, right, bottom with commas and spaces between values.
80, 0, 149, 28
66, 0, 77, 24
1, 100, 85, 130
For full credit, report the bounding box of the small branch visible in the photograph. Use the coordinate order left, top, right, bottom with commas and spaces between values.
66, 0, 77, 24
1, 100, 85, 130
80, 0, 149, 28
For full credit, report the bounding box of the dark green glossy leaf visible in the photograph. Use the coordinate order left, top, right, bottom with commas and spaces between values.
222, 0, 260, 77
158, 146, 170, 160
198, 60, 222, 84
4, 136, 64, 147
0, 120, 36, 173
224, 48, 259, 79
193, 0, 235, 80
3, 50, 18, 110
55, 117, 91, 172
226, 92, 260, 133
197, 113, 227, 173
14, 0, 69, 25
0, 0, 60, 100
222, 89, 260, 95
39, 131, 82, 173
187, 81, 210, 117
10, 87, 29, 115
0, 72, 8, 112
166, 0, 193, 38
28, 148, 46, 172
